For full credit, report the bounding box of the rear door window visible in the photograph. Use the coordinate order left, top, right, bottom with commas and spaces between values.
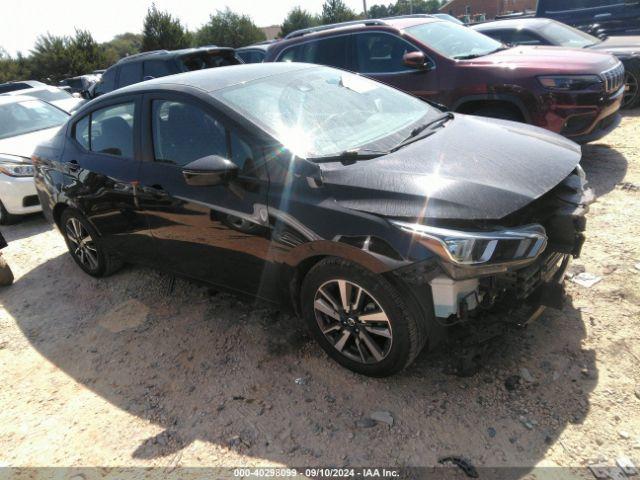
90, 103, 135, 158
117, 63, 143, 88
143, 60, 173, 79
278, 35, 350, 69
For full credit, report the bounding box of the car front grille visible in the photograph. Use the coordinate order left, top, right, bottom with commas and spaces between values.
601, 62, 625, 94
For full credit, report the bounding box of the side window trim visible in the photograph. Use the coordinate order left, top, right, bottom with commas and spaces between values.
275, 30, 434, 75
71, 114, 91, 151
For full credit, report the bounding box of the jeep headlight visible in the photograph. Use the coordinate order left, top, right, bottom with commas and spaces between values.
391, 221, 547, 266
538, 75, 602, 91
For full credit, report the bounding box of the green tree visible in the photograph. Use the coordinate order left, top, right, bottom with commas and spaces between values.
367, 0, 442, 17
195, 8, 265, 48
0, 49, 24, 83
28, 30, 107, 82
68, 29, 107, 74
279, 7, 321, 37
102, 33, 143, 65
142, 3, 191, 52
321, 0, 357, 24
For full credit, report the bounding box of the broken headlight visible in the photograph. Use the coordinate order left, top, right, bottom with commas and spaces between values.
391, 221, 547, 266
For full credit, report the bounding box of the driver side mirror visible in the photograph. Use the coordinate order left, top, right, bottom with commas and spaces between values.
182, 155, 238, 186
403, 51, 433, 71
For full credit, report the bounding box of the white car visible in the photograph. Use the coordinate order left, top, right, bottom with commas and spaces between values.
1, 85, 85, 113
0, 96, 70, 224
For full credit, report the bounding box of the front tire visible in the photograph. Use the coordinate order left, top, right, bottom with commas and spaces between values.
60, 209, 123, 277
300, 257, 427, 377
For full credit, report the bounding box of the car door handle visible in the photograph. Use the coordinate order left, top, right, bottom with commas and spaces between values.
66, 160, 80, 172
594, 12, 611, 18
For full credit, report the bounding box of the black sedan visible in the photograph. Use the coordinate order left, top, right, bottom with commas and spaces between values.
473, 18, 640, 108
33, 63, 591, 376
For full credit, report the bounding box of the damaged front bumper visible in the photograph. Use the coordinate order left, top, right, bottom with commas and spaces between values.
397, 166, 593, 328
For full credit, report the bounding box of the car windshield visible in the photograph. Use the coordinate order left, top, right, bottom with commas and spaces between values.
405, 20, 504, 59
216, 67, 437, 158
541, 21, 600, 48
0, 99, 69, 140
25, 89, 72, 102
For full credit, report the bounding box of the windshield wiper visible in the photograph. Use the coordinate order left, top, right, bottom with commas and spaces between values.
391, 112, 454, 152
454, 46, 509, 60
309, 148, 388, 165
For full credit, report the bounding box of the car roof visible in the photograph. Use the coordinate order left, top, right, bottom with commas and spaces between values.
283, 15, 441, 40
103, 63, 317, 98
472, 18, 553, 31
116, 46, 235, 65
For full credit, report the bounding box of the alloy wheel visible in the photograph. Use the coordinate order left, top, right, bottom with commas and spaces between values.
65, 217, 99, 271
623, 71, 639, 108
313, 279, 393, 364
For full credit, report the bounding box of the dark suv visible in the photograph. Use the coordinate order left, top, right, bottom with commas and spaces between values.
536, 0, 640, 37
264, 15, 625, 143
90, 47, 240, 98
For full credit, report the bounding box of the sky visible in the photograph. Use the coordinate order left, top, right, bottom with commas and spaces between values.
0, 0, 367, 56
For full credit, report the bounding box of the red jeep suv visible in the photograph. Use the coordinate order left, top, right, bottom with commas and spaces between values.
264, 15, 625, 143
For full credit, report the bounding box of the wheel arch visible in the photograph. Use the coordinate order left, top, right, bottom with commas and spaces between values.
452, 94, 530, 123
285, 239, 408, 317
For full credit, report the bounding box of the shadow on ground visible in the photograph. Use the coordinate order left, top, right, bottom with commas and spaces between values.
581, 143, 628, 198
1, 213, 51, 242
2, 249, 596, 473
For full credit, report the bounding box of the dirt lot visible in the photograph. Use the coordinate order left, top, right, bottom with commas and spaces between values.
1, 112, 639, 476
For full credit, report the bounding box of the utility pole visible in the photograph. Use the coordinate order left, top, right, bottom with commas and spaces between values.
363, 0, 368, 17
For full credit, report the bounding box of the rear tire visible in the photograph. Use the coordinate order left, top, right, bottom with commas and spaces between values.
300, 257, 427, 377
60, 209, 123, 277
0, 201, 20, 226
472, 105, 523, 122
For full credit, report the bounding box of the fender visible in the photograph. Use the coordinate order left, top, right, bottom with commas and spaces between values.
283, 239, 409, 274
451, 93, 532, 124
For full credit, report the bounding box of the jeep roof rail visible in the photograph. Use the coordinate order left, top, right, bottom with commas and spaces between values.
381, 14, 435, 20
285, 19, 387, 39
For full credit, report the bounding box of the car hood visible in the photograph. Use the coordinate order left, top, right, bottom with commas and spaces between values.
587, 36, 640, 57
465, 45, 619, 73
321, 114, 581, 222
0, 126, 63, 162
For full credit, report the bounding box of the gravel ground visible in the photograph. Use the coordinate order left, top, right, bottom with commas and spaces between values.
0, 112, 639, 476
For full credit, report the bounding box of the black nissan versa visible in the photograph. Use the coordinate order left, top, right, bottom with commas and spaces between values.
33, 63, 592, 377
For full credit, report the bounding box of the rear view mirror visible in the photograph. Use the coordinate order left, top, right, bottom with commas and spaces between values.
403, 51, 432, 70
182, 155, 238, 186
